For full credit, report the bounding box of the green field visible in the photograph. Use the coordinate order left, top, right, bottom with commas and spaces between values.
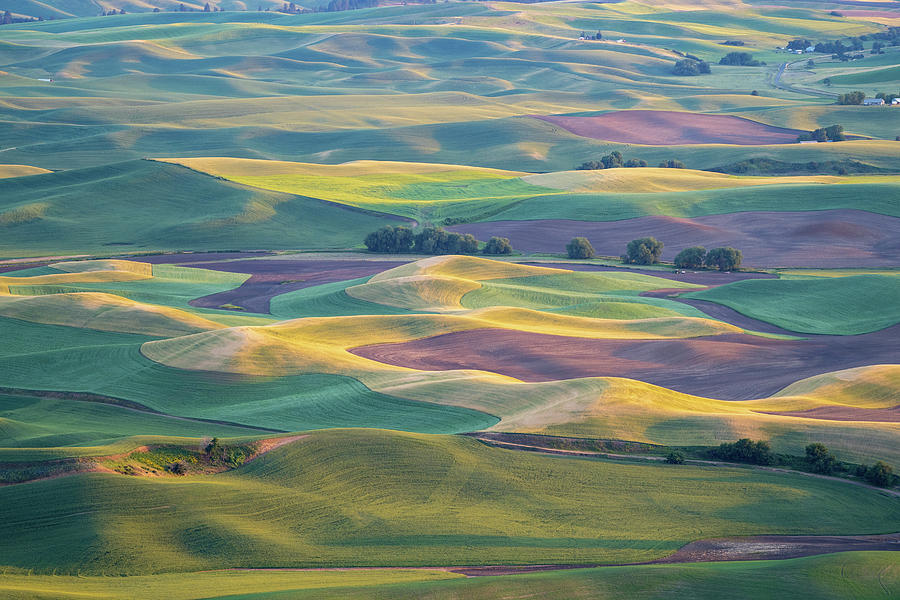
685, 274, 900, 335
0, 0, 898, 591
1, 430, 897, 574
0, 552, 895, 599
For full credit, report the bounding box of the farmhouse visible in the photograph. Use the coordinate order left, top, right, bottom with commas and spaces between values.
863, 98, 885, 106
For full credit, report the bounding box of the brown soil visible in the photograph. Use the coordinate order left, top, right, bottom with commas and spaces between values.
350, 325, 900, 400
653, 533, 900, 564
448, 210, 900, 268
222, 532, 900, 576
839, 9, 900, 17
533, 111, 804, 145
186, 259, 399, 313
759, 405, 900, 422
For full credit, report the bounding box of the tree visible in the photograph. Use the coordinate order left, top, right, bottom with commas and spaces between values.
204, 2, 212, 11
665, 451, 685, 465
718, 52, 761, 66
824, 124, 845, 141
786, 39, 811, 51
205, 437, 225, 462
658, 159, 686, 168
674, 246, 706, 269
364, 225, 414, 253
624, 237, 663, 265
805, 443, 841, 474
412, 227, 477, 255
837, 91, 865, 105
806, 59, 815, 68
673, 59, 710, 76
566, 237, 595, 259
865, 461, 894, 487
705, 247, 742, 271
483, 236, 513, 255
578, 152, 646, 170
872, 41, 885, 54
1, 10, 12, 24
712, 438, 774, 465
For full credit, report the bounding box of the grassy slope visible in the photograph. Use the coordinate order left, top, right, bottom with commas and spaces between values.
0, 160, 407, 257
0, 317, 497, 451
0, 552, 895, 599
0, 430, 897, 575
684, 274, 900, 335
174, 158, 900, 224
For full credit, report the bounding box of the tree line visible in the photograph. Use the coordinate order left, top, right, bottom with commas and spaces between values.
565, 236, 743, 271
577, 152, 684, 170
701, 439, 896, 488
364, 225, 513, 255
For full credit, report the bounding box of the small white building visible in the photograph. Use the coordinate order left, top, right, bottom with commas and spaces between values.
805, 46, 816, 53
863, 98, 885, 106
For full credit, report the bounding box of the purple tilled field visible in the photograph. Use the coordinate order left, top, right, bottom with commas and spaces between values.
182, 259, 400, 313
350, 325, 900, 400
450, 210, 900, 268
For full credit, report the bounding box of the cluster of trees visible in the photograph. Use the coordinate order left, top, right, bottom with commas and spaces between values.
364, 226, 513, 256
837, 90, 866, 105
412, 227, 477, 254
579, 30, 602, 40
623, 237, 664, 265
786, 39, 811, 50
707, 439, 897, 487
709, 157, 883, 176
711, 438, 774, 465
577, 151, 647, 170
673, 58, 711, 76
576, 153, 686, 170
856, 461, 896, 487
563, 237, 742, 270
797, 123, 845, 142
719, 51, 763, 66
658, 159, 686, 169
876, 91, 900, 104
672, 246, 742, 271
2, 10, 46, 23
722, 40, 745, 46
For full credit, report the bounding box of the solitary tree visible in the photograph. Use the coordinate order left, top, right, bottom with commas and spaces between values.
705, 247, 742, 271
624, 237, 664, 265
566, 237, 595, 259
483, 236, 513, 255
665, 451, 685, 465
674, 246, 706, 269
204, 2, 212, 11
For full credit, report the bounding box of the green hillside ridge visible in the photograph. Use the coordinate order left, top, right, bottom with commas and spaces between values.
685, 274, 900, 335
0, 429, 897, 574
0, 552, 895, 599
0, 160, 407, 257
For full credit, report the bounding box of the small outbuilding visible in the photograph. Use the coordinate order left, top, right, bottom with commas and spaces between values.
863, 98, 885, 106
